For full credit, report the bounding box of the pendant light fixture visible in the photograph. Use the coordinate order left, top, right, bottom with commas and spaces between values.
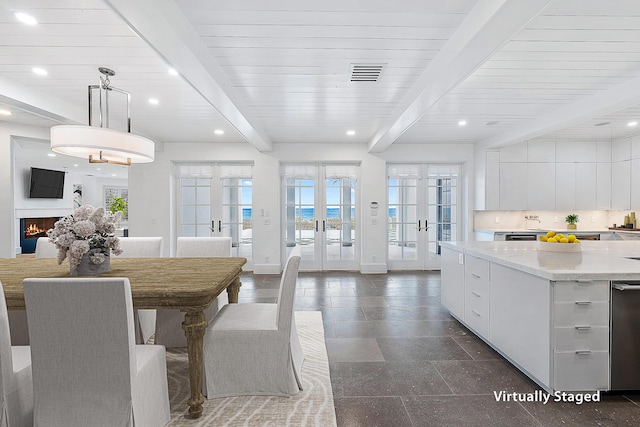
50, 67, 154, 166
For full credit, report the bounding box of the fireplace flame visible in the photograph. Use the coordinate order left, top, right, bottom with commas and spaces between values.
24, 223, 47, 237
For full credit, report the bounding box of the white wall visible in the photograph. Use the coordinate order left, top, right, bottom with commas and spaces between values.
128, 141, 475, 273
0, 123, 50, 257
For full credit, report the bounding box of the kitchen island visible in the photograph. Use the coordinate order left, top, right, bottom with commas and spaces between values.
440, 241, 640, 393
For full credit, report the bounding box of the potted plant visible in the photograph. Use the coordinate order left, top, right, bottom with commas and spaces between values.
47, 205, 123, 275
108, 196, 128, 219
565, 214, 579, 230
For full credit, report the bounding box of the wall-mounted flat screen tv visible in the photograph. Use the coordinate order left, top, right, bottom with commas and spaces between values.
29, 167, 65, 199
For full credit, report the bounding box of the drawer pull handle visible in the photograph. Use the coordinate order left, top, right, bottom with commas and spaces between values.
574, 326, 591, 330
472, 273, 481, 279
575, 301, 592, 306
471, 310, 481, 317
471, 291, 481, 298
575, 350, 592, 355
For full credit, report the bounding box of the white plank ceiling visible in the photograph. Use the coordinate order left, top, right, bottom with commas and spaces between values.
2, 0, 640, 159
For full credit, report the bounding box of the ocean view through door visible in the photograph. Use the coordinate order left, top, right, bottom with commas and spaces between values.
283, 164, 359, 270
388, 164, 461, 270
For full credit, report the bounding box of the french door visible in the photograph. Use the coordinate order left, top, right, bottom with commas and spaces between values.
177, 163, 253, 269
387, 164, 461, 270
283, 164, 358, 270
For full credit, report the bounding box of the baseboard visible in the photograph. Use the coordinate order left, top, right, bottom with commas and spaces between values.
360, 263, 388, 274
252, 263, 282, 275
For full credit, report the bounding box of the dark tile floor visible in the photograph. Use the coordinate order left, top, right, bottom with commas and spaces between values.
239, 271, 640, 427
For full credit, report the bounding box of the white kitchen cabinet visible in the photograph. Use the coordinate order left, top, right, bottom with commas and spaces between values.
528, 163, 556, 210
485, 151, 500, 210
631, 158, 640, 209
555, 163, 576, 210
596, 162, 612, 210
464, 255, 490, 339
440, 247, 465, 320
552, 280, 610, 391
575, 163, 597, 210
611, 160, 631, 209
489, 263, 551, 387
499, 163, 527, 210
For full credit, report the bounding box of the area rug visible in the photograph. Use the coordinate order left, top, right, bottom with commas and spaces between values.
166, 311, 337, 426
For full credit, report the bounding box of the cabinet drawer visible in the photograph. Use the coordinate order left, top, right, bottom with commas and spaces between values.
554, 326, 609, 352
554, 351, 609, 391
465, 304, 489, 339
465, 255, 489, 280
554, 301, 609, 327
554, 280, 609, 302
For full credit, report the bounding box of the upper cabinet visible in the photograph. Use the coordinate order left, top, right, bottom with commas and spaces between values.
486, 140, 611, 210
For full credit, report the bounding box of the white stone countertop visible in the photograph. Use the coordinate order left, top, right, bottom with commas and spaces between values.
474, 228, 616, 233
441, 241, 640, 281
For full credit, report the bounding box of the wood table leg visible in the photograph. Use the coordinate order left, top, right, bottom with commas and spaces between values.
182, 309, 208, 418
226, 276, 242, 303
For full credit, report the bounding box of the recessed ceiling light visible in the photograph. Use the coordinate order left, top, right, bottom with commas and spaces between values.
47, 153, 56, 157
594, 122, 610, 127
96, 168, 101, 171
458, 120, 467, 126
168, 68, 178, 76
0, 109, 12, 116
628, 121, 638, 127
346, 130, 356, 136
214, 129, 224, 135
73, 164, 79, 167
14, 12, 37, 25
112, 174, 117, 177
148, 98, 159, 105
32, 67, 47, 76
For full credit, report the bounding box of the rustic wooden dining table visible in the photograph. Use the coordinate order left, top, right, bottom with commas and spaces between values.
0, 256, 247, 419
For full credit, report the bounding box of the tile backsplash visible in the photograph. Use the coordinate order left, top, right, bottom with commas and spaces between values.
474, 210, 634, 231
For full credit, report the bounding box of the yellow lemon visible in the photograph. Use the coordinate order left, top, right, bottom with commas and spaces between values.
539, 235, 548, 242
555, 233, 564, 239
559, 237, 569, 243
546, 231, 556, 238
574, 239, 580, 243
567, 235, 576, 242
547, 237, 557, 243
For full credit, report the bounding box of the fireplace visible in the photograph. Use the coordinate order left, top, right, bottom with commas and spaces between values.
20, 217, 59, 254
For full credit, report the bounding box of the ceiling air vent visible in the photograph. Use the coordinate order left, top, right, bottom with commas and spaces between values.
349, 64, 385, 82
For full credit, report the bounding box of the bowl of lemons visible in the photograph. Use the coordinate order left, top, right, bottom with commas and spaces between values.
538, 231, 581, 252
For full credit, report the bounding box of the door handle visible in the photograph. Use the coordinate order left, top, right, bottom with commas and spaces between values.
315, 220, 318, 232
417, 220, 422, 231
323, 220, 326, 232
210, 220, 215, 232
218, 220, 222, 233
425, 219, 429, 231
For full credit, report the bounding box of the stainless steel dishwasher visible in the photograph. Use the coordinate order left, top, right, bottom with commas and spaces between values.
611, 281, 640, 390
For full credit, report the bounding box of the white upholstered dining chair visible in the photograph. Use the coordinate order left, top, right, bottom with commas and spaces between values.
34, 238, 57, 259
0, 280, 33, 427
154, 237, 232, 348
202, 246, 304, 398
23, 277, 170, 427
115, 237, 163, 344
8, 237, 59, 345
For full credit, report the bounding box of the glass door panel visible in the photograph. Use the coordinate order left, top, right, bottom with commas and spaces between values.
285, 178, 319, 269
323, 178, 356, 268
177, 164, 253, 269
283, 165, 358, 270
221, 178, 253, 260
388, 164, 461, 270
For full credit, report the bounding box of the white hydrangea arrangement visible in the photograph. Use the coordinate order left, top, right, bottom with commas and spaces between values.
47, 205, 123, 271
